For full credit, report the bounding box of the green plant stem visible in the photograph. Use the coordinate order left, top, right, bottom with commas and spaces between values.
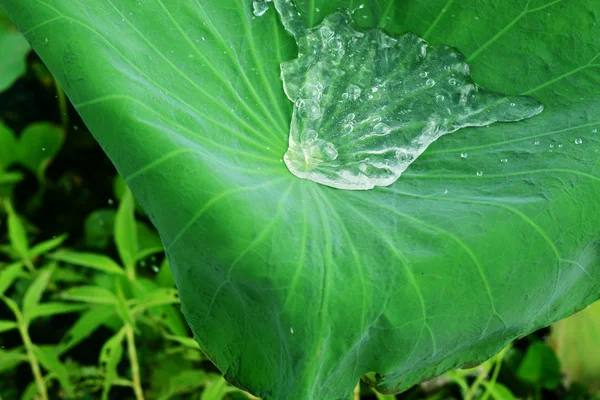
353, 382, 360, 400
481, 348, 508, 400
464, 365, 491, 400
19, 323, 48, 400
54, 79, 69, 132
125, 324, 144, 400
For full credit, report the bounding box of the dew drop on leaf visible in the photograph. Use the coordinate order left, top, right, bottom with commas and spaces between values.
271, 0, 543, 190
252, 0, 272, 16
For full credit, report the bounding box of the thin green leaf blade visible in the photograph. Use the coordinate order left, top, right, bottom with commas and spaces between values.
22, 265, 55, 322
29, 234, 68, 258
32, 345, 74, 396
60, 286, 118, 305
114, 187, 138, 274
0, 262, 23, 294
27, 302, 88, 322
58, 305, 115, 354
0, 348, 28, 372
50, 250, 124, 275
99, 327, 126, 400
0, 319, 18, 333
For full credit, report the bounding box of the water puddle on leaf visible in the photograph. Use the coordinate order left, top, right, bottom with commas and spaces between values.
256, 0, 543, 190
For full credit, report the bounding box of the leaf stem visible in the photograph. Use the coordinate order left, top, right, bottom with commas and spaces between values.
54, 79, 69, 132
125, 324, 144, 400
481, 346, 509, 400
19, 322, 48, 400
353, 382, 360, 400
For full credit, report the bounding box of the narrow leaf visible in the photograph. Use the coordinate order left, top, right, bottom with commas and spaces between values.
50, 251, 124, 275
0, 262, 23, 294
26, 302, 88, 323
22, 265, 55, 321
60, 286, 117, 305
114, 188, 137, 272
0, 294, 22, 321
100, 327, 126, 400
0, 348, 28, 372
201, 376, 229, 400
4, 199, 30, 265
29, 234, 68, 258
0, 319, 18, 333
132, 288, 180, 313
58, 305, 115, 355
32, 345, 74, 396
164, 334, 201, 350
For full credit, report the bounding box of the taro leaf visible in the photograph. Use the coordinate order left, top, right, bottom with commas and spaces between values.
3, 0, 600, 399
0, 9, 29, 92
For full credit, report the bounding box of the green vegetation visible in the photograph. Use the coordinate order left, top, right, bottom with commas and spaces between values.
1, 1, 600, 399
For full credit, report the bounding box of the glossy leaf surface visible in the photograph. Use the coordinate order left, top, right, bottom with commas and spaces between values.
2, 0, 600, 398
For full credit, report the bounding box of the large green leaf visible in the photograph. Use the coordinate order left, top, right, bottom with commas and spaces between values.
3, 0, 600, 399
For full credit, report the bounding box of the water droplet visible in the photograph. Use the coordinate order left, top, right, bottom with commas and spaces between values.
460, 152, 468, 159
373, 122, 391, 135
419, 71, 428, 78
320, 25, 334, 39
346, 113, 356, 121
425, 79, 435, 87
343, 123, 353, 134
359, 162, 368, 173
558, 143, 563, 148
297, 99, 321, 119
108, 199, 114, 205
371, 87, 379, 93
510, 102, 516, 107
436, 94, 445, 102
476, 171, 483, 176
41, 147, 46, 151
152, 265, 159, 273
500, 158, 508, 163
290, 327, 294, 334
575, 138, 583, 145
323, 143, 338, 160
448, 78, 457, 85
346, 84, 361, 101
328, 37, 343, 50
301, 130, 318, 147
444, 189, 449, 194
534, 140, 540, 145
302, 83, 322, 99
252, 0, 272, 16
201, 37, 206, 41
593, 128, 598, 133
